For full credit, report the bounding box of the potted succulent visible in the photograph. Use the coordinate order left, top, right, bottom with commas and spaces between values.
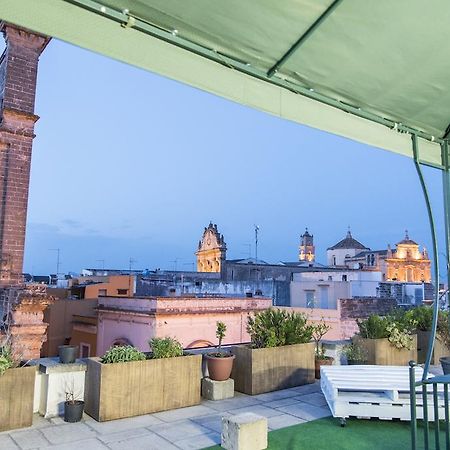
64, 381, 84, 423
205, 321, 235, 381
84, 341, 202, 421
312, 319, 333, 379
356, 311, 417, 365
58, 344, 78, 364
0, 345, 36, 432
342, 340, 368, 365
231, 308, 315, 395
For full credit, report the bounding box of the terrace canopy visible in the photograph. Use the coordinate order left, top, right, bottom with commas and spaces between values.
1, 0, 450, 370
1, 0, 450, 167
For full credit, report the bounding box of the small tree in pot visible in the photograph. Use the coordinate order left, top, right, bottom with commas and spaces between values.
64, 379, 84, 423
205, 321, 235, 381
312, 319, 332, 379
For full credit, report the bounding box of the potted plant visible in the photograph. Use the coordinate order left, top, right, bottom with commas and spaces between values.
342, 340, 368, 365
356, 312, 417, 365
205, 321, 235, 381
231, 308, 315, 395
312, 319, 333, 379
0, 345, 36, 432
84, 341, 202, 421
58, 345, 78, 364
64, 380, 84, 423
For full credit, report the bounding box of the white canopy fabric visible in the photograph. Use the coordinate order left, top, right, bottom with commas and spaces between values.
1, 0, 449, 166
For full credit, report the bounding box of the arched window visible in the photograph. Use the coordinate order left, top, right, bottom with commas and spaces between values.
111, 337, 133, 347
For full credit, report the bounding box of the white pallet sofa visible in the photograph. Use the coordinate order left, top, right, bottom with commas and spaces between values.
321, 365, 446, 425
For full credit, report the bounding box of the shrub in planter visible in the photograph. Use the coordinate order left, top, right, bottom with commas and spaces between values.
0, 346, 36, 432
205, 321, 235, 381
231, 309, 315, 395
356, 312, 417, 365
406, 306, 450, 365
85, 342, 202, 421
312, 319, 333, 379
342, 341, 368, 365
149, 337, 183, 359
101, 345, 146, 363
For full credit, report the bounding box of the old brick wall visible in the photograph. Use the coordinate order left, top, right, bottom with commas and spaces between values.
339, 297, 397, 339
0, 23, 49, 286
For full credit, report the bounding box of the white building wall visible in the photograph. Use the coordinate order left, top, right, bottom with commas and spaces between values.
290, 280, 350, 309
327, 248, 359, 266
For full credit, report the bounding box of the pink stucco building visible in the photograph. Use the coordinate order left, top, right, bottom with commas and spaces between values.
96, 295, 272, 355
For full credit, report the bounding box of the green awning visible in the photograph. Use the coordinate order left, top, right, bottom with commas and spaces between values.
1, 0, 449, 166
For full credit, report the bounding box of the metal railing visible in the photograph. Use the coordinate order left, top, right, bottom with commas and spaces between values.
409, 362, 450, 449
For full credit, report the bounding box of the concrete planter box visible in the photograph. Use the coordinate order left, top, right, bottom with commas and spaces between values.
0, 366, 36, 432
84, 354, 202, 421
231, 342, 315, 395
360, 335, 417, 365
417, 330, 449, 364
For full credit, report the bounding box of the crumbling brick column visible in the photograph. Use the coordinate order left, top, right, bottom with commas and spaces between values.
1, 285, 53, 360
0, 22, 50, 287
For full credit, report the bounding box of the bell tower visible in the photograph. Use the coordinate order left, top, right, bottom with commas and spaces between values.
196, 223, 227, 273
299, 228, 315, 262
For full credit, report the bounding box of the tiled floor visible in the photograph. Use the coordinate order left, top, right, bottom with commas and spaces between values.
0, 382, 330, 450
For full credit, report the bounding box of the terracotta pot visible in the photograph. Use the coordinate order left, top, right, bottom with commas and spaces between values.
315, 357, 334, 379
205, 354, 235, 381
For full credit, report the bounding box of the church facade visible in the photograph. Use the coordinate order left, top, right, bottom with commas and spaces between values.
195, 223, 227, 273
343, 231, 431, 283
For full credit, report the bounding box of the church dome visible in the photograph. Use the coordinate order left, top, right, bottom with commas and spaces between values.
327, 230, 369, 251
397, 230, 418, 246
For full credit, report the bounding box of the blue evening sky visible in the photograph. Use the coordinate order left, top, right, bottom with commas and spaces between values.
20, 39, 446, 279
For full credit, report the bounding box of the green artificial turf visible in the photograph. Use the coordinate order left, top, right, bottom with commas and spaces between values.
206, 417, 447, 450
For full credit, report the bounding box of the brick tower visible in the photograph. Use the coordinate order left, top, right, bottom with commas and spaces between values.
0, 22, 50, 286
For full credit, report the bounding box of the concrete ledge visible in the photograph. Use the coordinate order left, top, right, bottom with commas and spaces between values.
222, 412, 268, 450
37, 357, 87, 374
202, 377, 234, 401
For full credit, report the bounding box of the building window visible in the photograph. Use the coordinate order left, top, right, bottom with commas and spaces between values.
332, 256, 337, 265
342, 275, 348, 281
98, 289, 107, 296
80, 343, 90, 358
305, 291, 315, 308
117, 289, 128, 295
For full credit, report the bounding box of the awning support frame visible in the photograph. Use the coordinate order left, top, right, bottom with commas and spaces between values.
412, 134, 440, 380
267, 0, 344, 78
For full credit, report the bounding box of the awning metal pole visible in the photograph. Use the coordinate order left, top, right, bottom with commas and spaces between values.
442, 141, 450, 335
412, 134, 440, 380
267, 0, 344, 77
